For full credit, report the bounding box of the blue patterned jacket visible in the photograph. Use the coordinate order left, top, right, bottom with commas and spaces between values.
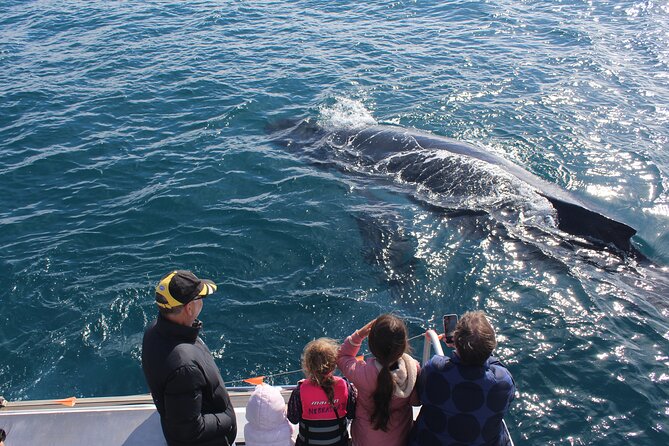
409, 353, 515, 446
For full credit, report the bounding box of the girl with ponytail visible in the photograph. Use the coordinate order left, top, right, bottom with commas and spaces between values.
337, 314, 420, 446
288, 338, 357, 446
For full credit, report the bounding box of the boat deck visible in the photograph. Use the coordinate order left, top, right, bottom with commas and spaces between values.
0, 388, 272, 445
1, 387, 512, 445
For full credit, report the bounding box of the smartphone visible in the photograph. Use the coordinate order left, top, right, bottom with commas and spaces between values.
443, 314, 458, 344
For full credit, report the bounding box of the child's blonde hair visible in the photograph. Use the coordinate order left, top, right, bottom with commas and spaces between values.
301, 338, 339, 404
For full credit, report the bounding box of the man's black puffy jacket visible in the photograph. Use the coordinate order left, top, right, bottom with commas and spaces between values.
142, 313, 237, 446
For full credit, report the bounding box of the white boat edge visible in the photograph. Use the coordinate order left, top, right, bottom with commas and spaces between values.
0, 387, 513, 445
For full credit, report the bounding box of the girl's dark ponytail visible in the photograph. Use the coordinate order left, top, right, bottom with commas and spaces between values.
371, 363, 395, 431
368, 314, 408, 432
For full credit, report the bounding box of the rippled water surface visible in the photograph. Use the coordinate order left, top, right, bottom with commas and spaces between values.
1, 1, 668, 444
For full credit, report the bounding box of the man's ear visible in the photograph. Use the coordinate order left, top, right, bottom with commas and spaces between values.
183, 300, 195, 316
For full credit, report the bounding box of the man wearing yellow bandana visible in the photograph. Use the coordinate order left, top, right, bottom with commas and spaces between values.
142, 270, 237, 446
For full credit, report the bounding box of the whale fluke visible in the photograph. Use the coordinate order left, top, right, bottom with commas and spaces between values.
541, 194, 636, 253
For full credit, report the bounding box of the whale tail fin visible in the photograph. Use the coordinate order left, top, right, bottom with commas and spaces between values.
542, 195, 637, 254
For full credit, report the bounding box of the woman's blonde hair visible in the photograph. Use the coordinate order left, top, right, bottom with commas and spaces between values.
302, 338, 339, 404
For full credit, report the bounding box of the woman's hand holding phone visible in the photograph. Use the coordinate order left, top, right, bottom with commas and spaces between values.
443, 314, 458, 348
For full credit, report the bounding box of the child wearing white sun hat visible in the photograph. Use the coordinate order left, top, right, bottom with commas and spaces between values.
244, 384, 295, 446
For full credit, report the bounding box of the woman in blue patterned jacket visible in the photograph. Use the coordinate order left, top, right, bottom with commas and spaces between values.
409, 311, 516, 446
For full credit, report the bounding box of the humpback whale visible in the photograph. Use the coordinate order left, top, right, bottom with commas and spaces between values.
270, 119, 640, 257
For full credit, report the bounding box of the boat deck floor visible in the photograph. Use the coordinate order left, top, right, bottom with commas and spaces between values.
0, 389, 276, 445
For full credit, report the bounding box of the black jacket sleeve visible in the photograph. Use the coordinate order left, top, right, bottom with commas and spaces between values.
162, 365, 234, 444
287, 384, 302, 424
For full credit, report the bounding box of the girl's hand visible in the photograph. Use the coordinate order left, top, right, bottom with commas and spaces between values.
356, 319, 376, 338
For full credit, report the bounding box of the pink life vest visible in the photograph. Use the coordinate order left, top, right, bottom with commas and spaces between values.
300, 376, 349, 420
297, 377, 350, 446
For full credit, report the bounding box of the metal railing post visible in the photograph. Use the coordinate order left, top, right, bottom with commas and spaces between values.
422, 329, 444, 365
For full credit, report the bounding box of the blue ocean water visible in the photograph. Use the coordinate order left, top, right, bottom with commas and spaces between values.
1, 0, 668, 444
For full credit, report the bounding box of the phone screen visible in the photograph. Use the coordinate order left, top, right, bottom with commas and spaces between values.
443, 314, 458, 344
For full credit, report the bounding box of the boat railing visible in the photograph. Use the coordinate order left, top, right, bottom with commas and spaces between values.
421, 328, 444, 364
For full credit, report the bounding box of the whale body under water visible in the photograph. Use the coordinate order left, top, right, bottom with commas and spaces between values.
270, 119, 640, 258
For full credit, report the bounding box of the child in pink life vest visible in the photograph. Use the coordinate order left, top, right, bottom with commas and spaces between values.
244, 384, 295, 446
288, 338, 357, 446
337, 314, 420, 446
